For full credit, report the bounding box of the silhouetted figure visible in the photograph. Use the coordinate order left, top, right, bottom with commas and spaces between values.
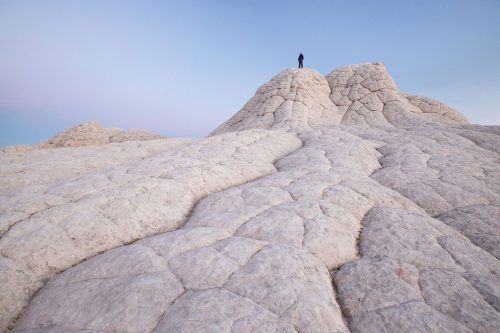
298, 53, 304, 68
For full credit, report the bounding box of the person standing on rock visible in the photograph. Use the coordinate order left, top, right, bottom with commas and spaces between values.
298, 53, 304, 68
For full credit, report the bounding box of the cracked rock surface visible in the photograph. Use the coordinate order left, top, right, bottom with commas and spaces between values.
1, 63, 499, 333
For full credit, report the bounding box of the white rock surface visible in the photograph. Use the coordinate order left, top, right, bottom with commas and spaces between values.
1, 121, 164, 153
211, 68, 342, 134
326, 63, 469, 127
1, 63, 499, 333
0, 129, 301, 331
0, 138, 191, 196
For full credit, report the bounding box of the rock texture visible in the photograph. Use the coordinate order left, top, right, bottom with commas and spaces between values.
327, 63, 468, 126
1, 122, 163, 153
1, 63, 499, 333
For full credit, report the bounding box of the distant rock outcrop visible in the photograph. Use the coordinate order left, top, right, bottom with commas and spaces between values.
1, 121, 163, 153
1, 63, 498, 333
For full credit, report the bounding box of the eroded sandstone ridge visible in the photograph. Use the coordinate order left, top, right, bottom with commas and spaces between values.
1, 63, 499, 333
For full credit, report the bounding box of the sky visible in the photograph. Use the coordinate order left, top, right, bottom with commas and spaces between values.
1, 0, 499, 147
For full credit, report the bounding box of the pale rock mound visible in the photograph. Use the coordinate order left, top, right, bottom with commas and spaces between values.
214, 62, 468, 134
326, 62, 468, 126
211, 68, 342, 134
1, 63, 499, 333
1, 122, 163, 153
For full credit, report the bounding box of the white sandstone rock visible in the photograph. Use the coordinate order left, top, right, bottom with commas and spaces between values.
211, 68, 342, 134
0, 121, 164, 153
1, 63, 499, 333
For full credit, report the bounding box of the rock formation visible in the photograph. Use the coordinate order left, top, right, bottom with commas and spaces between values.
1, 63, 499, 333
1, 122, 163, 153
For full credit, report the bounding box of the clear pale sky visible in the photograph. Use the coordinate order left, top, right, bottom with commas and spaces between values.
1, 0, 499, 147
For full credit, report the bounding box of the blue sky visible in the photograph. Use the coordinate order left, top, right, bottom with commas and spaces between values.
1, 0, 499, 146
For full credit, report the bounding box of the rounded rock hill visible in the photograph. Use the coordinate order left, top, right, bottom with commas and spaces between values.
213, 62, 468, 135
